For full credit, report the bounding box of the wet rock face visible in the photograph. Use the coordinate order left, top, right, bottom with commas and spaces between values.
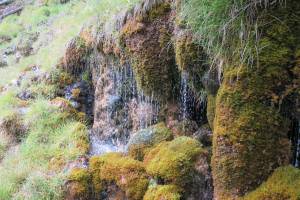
188, 154, 213, 200
90, 52, 160, 155
64, 80, 94, 123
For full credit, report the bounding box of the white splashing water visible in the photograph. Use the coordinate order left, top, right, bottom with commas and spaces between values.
89, 133, 127, 155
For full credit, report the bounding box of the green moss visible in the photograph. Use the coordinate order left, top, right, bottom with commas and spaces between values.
144, 185, 182, 200
212, 2, 300, 198
242, 166, 300, 200
175, 31, 208, 96
61, 36, 91, 76
148, 2, 171, 21
128, 122, 173, 161
206, 94, 216, 130
144, 136, 204, 186
68, 168, 91, 198
90, 153, 149, 200
175, 32, 205, 72
121, 1, 179, 102
212, 67, 291, 199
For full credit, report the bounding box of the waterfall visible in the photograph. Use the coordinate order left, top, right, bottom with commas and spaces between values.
89, 59, 160, 156
180, 71, 189, 120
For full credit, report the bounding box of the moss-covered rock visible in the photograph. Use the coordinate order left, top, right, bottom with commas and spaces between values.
127, 122, 173, 161
242, 166, 300, 200
90, 153, 149, 200
61, 36, 91, 76
121, 0, 179, 102
206, 94, 216, 130
143, 185, 182, 200
144, 136, 204, 186
66, 168, 91, 200
212, 66, 291, 199
175, 30, 208, 94
212, 1, 300, 199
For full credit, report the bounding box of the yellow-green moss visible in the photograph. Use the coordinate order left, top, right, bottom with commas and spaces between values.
206, 94, 216, 130
175, 31, 208, 94
175, 32, 204, 72
90, 153, 149, 200
242, 166, 300, 200
212, 2, 300, 198
148, 2, 171, 21
143, 185, 182, 200
144, 136, 204, 186
67, 168, 91, 198
212, 67, 291, 199
121, 1, 179, 102
128, 122, 173, 161
61, 36, 91, 76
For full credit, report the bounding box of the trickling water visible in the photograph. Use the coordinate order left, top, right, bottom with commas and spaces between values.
180, 71, 189, 120
89, 60, 160, 156
295, 120, 300, 167
64, 80, 94, 122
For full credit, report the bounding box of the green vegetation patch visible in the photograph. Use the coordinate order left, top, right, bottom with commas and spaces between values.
90, 153, 149, 200
144, 136, 204, 186
144, 185, 182, 200
128, 122, 173, 161
242, 166, 300, 200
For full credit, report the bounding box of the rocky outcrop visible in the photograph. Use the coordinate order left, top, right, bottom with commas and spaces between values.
212, 1, 300, 199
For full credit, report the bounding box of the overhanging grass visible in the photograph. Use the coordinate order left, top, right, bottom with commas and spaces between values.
180, 0, 284, 65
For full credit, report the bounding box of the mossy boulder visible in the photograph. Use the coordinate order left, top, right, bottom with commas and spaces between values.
143, 185, 182, 200
212, 2, 300, 199
90, 153, 149, 200
66, 168, 91, 200
144, 136, 204, 186
127, 122, 173, 161
121, 1, 179, 102
242, 166, 300, 200
213, 67, 291, 199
